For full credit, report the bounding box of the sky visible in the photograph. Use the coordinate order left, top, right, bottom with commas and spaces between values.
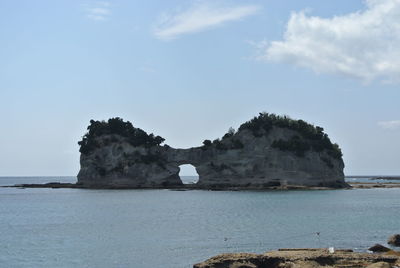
0, 0, 399, 176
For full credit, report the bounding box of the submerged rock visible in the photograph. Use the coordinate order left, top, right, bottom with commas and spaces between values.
77, 114, 348, 189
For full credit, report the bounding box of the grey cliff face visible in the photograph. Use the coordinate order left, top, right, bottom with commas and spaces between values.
77, 122, 346, 189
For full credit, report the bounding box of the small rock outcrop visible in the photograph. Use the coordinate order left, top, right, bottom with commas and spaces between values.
77, 113, 347, 189
388, 234, 400, 247
369, 244, 391, 253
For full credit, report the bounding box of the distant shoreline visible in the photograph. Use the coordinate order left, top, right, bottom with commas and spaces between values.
3, 181, 400, 190
346, 175, 400, 179
1, 182, 346, 190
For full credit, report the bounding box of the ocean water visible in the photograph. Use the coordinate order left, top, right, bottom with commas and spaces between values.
1, 176, 400, 268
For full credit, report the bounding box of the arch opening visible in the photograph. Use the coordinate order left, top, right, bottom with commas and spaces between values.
178, 164, 199, 184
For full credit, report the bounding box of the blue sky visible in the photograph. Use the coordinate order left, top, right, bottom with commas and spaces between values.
1, 0, 399, 176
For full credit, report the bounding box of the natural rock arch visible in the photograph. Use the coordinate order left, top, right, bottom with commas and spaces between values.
178, 164, 199, 184
77, 113, 347, 189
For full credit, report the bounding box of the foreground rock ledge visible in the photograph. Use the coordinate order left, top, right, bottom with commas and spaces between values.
193, 248, 400, 268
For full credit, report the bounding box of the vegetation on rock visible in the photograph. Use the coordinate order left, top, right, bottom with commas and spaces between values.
78, 117, 165, 154
205, 137, 244, 151
199, 113, 342, 159
239, 112, 343, 159
201, 127, 244, 151
222, 127, 236, 140
271, 135, 310, 157
79, 113, 342, 164
202, 140, 212, 147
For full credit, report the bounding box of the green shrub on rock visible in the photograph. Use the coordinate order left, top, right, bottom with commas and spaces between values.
239, 112, 342, 159
78, 117, 165, 154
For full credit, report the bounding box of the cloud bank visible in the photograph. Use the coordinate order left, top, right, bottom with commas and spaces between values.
261, 0, 400, 83
154, 3, 260, 40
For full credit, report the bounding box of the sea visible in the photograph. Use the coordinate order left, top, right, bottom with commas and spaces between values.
0, 176, 399, 268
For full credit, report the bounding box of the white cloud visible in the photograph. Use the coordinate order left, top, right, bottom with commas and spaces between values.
378, 120, 400, 129
85, 2, 111, 21
138, 66, 156, 73
261, 0, 400, 83
154, 3, 260, 40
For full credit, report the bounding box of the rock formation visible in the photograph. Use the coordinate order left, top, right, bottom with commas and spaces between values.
369, 244, 391, 253
77, 113, 347, 189
388, 235, 400, 247
193, 249, 400, 268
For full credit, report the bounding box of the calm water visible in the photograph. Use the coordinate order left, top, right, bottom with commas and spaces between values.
1, 176, 399, 268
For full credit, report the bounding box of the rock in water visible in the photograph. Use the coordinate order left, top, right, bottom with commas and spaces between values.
388, 234, 400, 247
369, 244, 391, 253
77, 114, 348, 189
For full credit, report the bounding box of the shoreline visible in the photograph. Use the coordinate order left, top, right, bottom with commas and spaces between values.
1, 182, 344, 190
349, 182, 400, 189
194, 248, 400, 268
3, 181, 400, 190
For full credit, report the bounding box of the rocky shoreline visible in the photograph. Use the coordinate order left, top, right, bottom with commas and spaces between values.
194, 248, 400, 268
4, 181, 400, 190
371, 177, 400, 181
2, 182, 349, 190
349, 182, 400, 189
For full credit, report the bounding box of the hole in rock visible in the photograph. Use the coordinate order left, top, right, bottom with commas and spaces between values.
178, 164, 199, 184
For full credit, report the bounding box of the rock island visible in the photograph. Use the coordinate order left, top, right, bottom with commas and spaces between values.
77, 113, 347, 189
